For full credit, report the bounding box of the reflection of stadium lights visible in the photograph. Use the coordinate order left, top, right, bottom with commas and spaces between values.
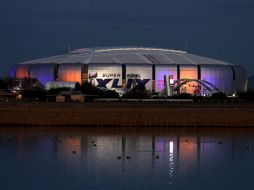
169, 141, 174, 178
169, 141, 173, 154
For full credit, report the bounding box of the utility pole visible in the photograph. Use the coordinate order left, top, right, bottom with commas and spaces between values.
68, 43, 71, 55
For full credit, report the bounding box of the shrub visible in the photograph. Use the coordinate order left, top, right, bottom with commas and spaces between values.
102, 90, 119, 98
172, 93, 192, 99
237, 91, 254, 101
47, 87, 72, 95
211, 92, 227, 99
22, 90, 46, 100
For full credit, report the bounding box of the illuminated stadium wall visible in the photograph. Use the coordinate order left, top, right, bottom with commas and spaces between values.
200, 65, 233, 94
9, 47, 248, 94
155, 65, 177, 92
29, 64, 55, 85
126, 64, 152, 90
10, 64, 30, 79
179, 65, 198, 94
88, 63, 122, 89
58, 64, 82, 84
233, 65, 248, 92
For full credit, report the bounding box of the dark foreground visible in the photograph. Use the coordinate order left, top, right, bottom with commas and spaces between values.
0, 127, 254, 190
0, 102, 254, 127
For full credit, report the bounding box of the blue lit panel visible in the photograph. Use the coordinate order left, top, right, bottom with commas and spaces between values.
30, 64, 55, 85
9, 64, 18, 78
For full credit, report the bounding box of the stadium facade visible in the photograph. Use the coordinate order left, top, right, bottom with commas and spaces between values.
10, 47, 248, 95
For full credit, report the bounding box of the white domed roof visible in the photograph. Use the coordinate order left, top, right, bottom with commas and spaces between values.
20, 47, 231, 66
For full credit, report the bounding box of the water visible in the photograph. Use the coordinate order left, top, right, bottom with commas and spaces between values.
0, 127, 254, 190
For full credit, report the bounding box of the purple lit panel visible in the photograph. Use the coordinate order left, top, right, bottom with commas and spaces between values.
233, 65, 247, 92
30, 64, 55, 85
155, 65, 177, 92
200, 65, 233, 94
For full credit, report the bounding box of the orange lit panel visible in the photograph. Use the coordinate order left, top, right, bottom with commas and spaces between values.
180, 70, 197, 79
180, 66, 198, 94
58, 65, 82, 83
16, 65, 29, 79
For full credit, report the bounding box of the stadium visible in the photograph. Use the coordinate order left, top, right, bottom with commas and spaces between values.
10, 47, 247, 96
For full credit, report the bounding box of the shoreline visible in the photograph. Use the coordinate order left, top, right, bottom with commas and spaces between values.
1, 126, 254, 136
1, 102, 254, 127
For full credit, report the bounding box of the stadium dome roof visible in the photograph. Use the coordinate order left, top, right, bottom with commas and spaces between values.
20, 47, 231, 66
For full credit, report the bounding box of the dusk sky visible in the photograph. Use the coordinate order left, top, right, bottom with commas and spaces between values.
1, 0, 254, 76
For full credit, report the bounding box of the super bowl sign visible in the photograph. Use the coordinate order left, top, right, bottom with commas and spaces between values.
89, 72, 150, 89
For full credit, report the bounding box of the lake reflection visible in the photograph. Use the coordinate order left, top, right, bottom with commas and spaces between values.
0, 127, 254, 190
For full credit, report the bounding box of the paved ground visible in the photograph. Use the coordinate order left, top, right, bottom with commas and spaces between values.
0, 102, 254, 127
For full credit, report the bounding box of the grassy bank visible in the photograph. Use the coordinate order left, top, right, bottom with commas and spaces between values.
0, 102, 254, 127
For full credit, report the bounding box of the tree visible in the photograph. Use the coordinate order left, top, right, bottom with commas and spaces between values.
102, 89, 119, 98
80, 81, 119, 98
0, 77, 18, 89
21, 77, 43, 90
0, 78, 8, 89
81, 81, 103, 95
122, 85, 150, 99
